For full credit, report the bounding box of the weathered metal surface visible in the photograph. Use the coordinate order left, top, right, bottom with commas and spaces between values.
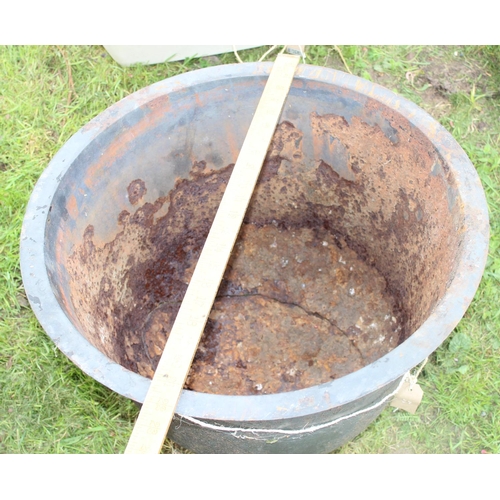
65, 161, 402, 393
61, 105, 458, 397
20, 62, 489, 453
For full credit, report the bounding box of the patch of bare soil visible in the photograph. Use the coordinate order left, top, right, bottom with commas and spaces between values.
414, 49, 486, 119
422, 56, 484, 95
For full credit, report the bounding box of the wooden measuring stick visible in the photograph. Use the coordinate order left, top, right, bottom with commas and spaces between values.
125, 53, 300, 454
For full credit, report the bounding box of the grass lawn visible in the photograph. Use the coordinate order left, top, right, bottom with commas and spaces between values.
1, 45, 499, 454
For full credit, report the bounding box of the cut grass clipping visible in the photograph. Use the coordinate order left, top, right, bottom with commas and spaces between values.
1, 45, 499, 453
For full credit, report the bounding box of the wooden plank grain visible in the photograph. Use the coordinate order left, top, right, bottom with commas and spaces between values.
124, 53, 300, 454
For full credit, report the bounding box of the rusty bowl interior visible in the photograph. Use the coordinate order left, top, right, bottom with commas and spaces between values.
21, 63, 489, 450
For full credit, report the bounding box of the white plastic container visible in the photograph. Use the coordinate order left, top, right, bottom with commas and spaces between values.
103, 45, 262, 66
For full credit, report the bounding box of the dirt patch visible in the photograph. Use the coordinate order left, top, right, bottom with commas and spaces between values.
414, 50, 486, 119
421, 57, 484, 96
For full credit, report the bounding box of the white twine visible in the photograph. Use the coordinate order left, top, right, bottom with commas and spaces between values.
178, 358, 428, 441
232, 45, 243, 63
410, 356, 428, 384
232, 45, 306, 64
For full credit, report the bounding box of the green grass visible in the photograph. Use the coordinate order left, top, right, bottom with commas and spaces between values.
1, 45, 499, 454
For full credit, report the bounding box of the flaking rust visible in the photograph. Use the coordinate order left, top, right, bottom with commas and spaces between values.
65, 116, 458, 396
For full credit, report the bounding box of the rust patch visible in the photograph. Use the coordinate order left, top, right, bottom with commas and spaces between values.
65, 115, 460, 396
127, 179, 147, 205
67, 194, 78, 219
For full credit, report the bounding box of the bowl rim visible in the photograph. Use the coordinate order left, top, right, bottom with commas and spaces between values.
20, 62, 489, 422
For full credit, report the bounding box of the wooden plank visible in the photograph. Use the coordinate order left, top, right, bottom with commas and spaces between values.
124, 54, 300, 454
